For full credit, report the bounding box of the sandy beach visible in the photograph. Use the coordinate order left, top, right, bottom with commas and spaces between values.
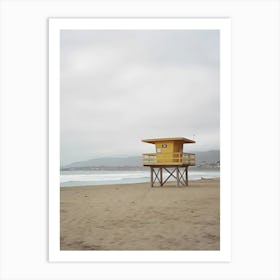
60, 178, 220, 250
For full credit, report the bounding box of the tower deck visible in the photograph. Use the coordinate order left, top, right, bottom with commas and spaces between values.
142, 152, 196, 166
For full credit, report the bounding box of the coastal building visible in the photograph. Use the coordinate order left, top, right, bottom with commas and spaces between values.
142, 137, 196, 187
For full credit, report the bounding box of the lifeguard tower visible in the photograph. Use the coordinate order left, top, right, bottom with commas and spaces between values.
142, 137, 196, 187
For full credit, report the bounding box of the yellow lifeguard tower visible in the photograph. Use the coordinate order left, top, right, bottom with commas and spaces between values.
142, 137, 196, 187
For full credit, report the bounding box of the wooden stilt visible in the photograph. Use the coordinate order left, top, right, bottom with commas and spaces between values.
176, 167, 179, 187
151, 167, 154, 187
160, 168, 163, 186
185, 166, 189, 186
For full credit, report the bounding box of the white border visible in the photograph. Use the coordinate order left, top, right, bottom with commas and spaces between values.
49, 18, 231, 262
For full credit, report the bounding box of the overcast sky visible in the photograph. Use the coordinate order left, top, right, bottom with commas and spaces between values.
60, 30, 220, 165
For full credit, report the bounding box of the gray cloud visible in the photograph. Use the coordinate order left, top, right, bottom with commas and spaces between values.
60, 30, 220, 165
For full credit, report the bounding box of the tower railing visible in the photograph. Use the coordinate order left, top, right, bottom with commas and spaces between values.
142, 152, 196, 166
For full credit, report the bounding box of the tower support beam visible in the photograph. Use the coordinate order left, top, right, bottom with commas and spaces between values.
149, 165, 189, 187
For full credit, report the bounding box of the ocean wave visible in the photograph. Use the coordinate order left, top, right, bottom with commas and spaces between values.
60, 172, 150, 183
60, 170, 220, 186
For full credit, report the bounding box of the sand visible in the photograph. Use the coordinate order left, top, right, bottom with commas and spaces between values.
60, 178, 220, 250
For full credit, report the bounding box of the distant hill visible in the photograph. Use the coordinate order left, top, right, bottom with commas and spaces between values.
64, 156, 142, 168
62, 150, 219, 169
195, 150, 220, 165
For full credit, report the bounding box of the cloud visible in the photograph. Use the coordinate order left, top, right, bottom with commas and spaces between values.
60, 30, 220, 164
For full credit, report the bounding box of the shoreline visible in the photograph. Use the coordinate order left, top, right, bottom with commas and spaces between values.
60, 175, 220, 188
60, 177, 220, 189
61, 178, 220, 250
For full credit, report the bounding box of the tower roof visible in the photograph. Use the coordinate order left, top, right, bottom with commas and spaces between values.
142, 137, 195, 144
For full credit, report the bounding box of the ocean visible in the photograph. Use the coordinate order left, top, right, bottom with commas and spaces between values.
60, 168, 220, 187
